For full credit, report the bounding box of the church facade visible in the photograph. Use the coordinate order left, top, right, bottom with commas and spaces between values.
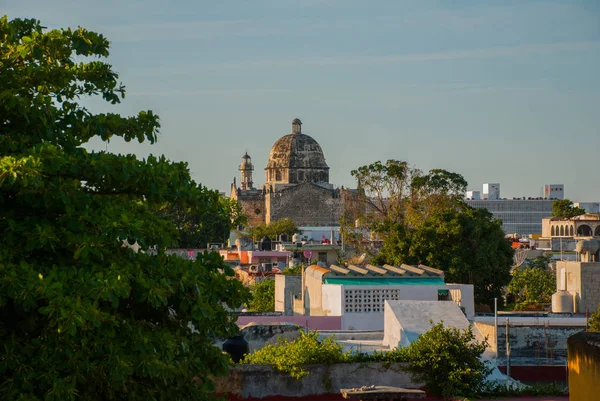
230, 119, 359, 228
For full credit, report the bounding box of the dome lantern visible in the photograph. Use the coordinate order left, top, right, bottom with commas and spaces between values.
292, 118, 302, 134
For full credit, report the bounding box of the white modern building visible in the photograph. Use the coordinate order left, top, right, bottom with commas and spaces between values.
466, 198, 554, 236
276, 264, 475, 330
466, 190, 481, 200
483, 183, 500, 200
544, 184, 564, 200
574, 202, 600, 214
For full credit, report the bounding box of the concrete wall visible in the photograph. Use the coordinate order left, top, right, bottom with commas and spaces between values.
321, 284, 342, 316
235, 315, 342, 330
474, 316, 586, 366
274, 274, 301, 315
342, 312, 385, 331
556, 261, 600, 313
382, 300, 483, 350
568, 331, 600, 401
214, 363, 417, 399
337, 284, 474, 330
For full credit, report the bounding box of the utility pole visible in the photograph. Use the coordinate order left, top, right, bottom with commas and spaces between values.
494, 298, 498, 361
506, 318, 511, 378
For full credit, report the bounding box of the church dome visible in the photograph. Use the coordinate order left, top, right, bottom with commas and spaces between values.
265, 119, 329, 185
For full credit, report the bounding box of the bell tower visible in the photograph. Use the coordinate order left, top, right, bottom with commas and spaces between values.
239, 152, 254, 190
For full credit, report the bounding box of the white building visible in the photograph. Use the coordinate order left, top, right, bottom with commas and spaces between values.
483, 183, 500, 200
277, 264, 475, 330
544, 184, 564, 200
574, 202, 600, 214
466, 190, 481, 200
466, 199, 554, 236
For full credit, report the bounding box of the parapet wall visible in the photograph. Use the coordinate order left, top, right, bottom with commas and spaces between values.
568, 331, 600, 401
214, 363, 417, 399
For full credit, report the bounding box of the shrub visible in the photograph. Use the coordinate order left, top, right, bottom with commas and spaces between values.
241, 331, 344, 379
247, 278, 275, 312
403, 321, 491, 399
589, 304, 600, 332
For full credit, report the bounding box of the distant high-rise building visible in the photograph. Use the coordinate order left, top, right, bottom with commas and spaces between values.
544, 184, 564, 200
482, 183, 500, 200
466, 190, 481, 200
574, 202, 600, 213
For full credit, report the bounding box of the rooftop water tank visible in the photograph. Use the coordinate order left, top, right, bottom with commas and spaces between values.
551, 290, 573, 313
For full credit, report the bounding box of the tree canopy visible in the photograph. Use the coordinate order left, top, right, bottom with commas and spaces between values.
247, 218, 300, 241
551, 199, 585, 219
247, 279, 275, 312
0, 16, 247, 400
346, 160, 513, 306
154, 194, 246, 248
507, 262, 555, 310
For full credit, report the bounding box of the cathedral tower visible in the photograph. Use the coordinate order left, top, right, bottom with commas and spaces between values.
239, 152, 254, 190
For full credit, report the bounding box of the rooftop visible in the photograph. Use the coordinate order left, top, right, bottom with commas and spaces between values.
307, 264, 446, 285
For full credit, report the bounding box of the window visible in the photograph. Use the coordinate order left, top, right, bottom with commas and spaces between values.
275, 170, 281, 181
438, 289, 450, 301
318, 252, 327, 263
344, 288, 399, 313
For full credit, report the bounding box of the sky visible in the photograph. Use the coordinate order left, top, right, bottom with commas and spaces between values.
4, 0, 600, 201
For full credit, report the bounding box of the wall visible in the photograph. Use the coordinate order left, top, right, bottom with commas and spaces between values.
304, 266, 328, 316
580, 263, 600, 313
321, 284, 342, 316
235, 315, 342, 330
568, 331, 600, 401
338, 284, 473, 330
266, 182, 344, 227
556, 261, 600, 313
213, 363, 418, 399
274, 275, 301, 315
474, 316, 586, 366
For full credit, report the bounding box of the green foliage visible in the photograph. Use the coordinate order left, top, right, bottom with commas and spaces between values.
248, 218, 300, 240
282, 265, 303, 275
402, 321, 490, 399
480, 382, 567, 397
0, 16, 248, 401
372, 207, 513, 306
552, 199, 585, 218
155, 194, 246, 248
589, 304, 600, 332
247, 279, 275, 312
241, 331, 345, 379
347, 160, 512, 307
507, 266, 555, 309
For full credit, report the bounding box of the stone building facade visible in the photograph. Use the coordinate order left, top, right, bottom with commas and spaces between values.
230, 118, 359, 227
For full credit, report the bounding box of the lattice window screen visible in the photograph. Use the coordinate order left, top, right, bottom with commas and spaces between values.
344, 288, 400, 313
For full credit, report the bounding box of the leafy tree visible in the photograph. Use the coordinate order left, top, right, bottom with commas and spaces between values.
248, 279, 275, 312
373, 207, 513, 305
282, 265, 303, 275
507, 266, 555, 309
155, 193, 246, 248
348, 160, 513, 306
242, 331, 345, 379
588, 304, 600, 332
0, 16, 248, 401
552, 199, 585, 218
403, 321, 491, 399
248, 218, 300, 241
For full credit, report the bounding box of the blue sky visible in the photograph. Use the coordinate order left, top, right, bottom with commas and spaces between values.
4, 0, 600, 201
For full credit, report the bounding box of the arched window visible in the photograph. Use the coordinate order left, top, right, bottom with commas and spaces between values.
275, 170, 281, 181
560, 226, 564, 236
570, 226, 574, 236
551, 226, 555, 236
578, 224, 593, 236
595, 226, 600, 237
